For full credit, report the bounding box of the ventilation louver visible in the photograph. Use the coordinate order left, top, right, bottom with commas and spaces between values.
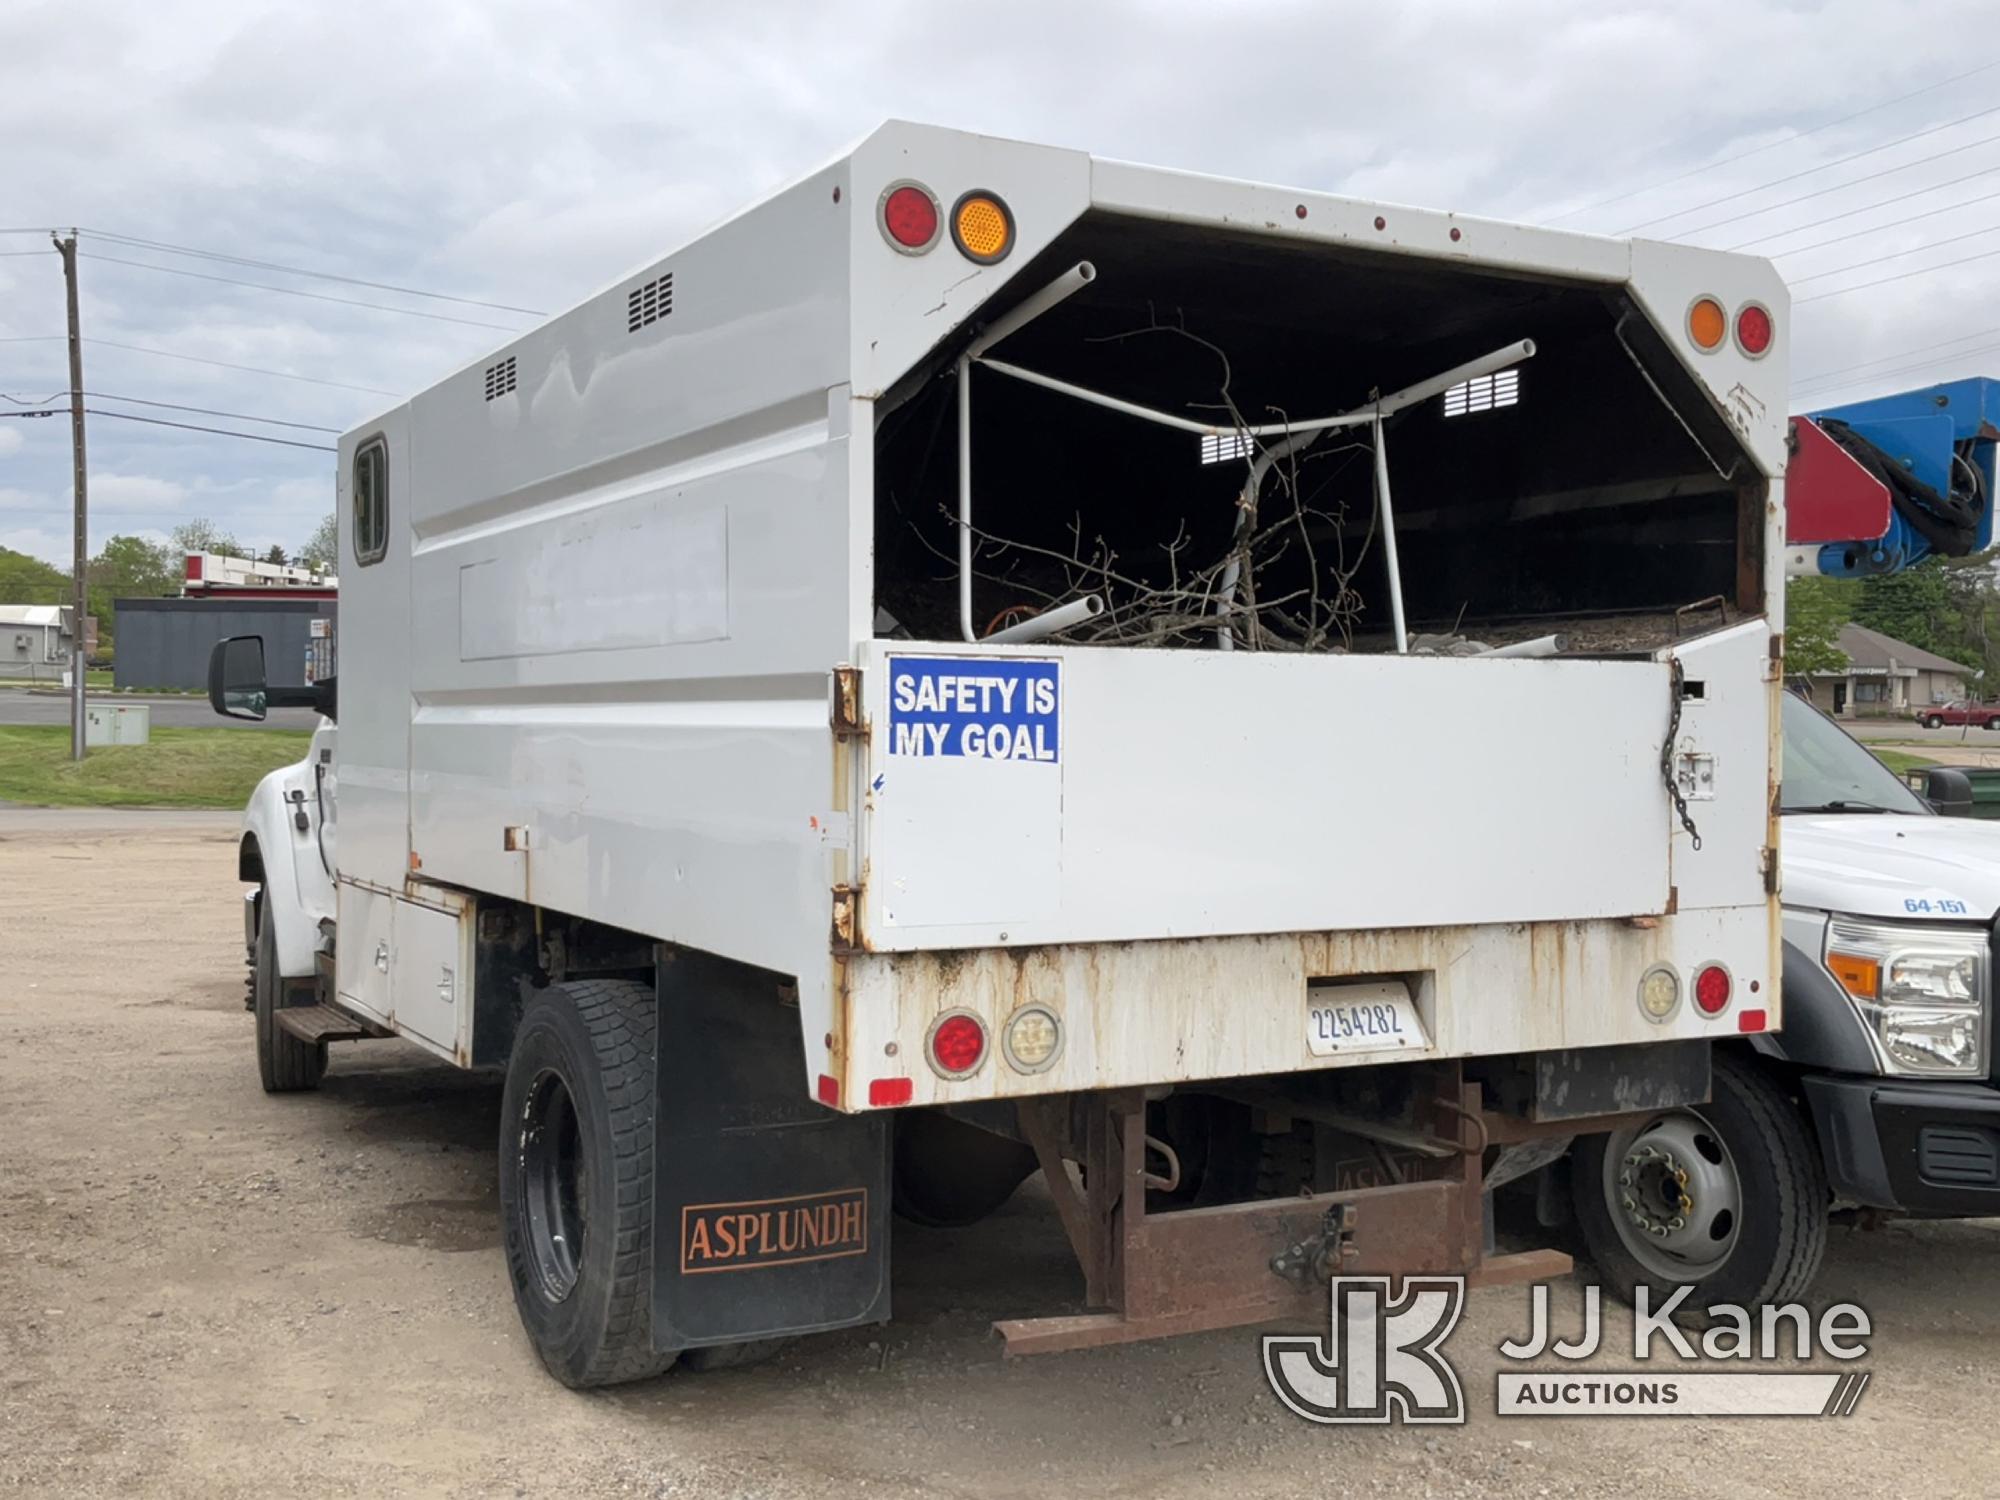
627, 272, 673, 332
483, 355, 518, 402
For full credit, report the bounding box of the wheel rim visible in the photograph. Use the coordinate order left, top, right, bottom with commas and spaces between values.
1600, 1110, 1741, 1283
519, 1068, 586, 1302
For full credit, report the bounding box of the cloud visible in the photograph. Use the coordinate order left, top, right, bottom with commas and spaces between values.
91, 473, 188, 511
0, 0, 1996, 561
0, 427, 23, 457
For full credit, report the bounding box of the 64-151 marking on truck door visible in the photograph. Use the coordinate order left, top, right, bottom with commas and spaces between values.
887, 656, 1059, 763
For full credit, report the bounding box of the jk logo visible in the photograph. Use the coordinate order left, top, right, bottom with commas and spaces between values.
1262, 1275, 1467, 1425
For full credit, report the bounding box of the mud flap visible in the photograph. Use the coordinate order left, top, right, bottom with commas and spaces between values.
651, 951, 891, 1353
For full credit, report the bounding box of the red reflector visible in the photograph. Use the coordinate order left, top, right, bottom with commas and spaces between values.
1693, 964, 1733, 1016
881, 184, 939, 251
816, 1073, 840, 1106
1736, 303, 1773, 357
1738, 1009, 1769, 1034
185, 554, 203, 580
868, 1077, 914, 1107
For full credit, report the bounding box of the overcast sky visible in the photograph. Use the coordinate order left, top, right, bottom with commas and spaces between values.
3, 0, 1998, 567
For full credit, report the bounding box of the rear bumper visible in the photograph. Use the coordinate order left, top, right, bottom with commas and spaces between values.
832, 904, 1776, 1111
1803, 1072, 2000, 1214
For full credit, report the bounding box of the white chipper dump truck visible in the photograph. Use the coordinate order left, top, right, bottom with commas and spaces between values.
211, 121, 1789, 1386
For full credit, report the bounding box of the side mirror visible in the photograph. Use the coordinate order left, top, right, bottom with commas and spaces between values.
1923, 766, 1975, 818
208, 636, 268, 721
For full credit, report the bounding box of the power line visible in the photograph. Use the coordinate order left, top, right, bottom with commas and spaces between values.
1661, 129, 2000, 240
1794, 341, 2000, 397
1795, 244, 2000, 303
78, 407, 332, 451
81, 408, 332, 450
1774, 188, 2000, 259
1615, 101, 2000, 234
1793, 324, 2000, 386
0, 336, 399, 397
78, 391, 341, 432
1541, 59, 2000, 225
78, 228, 547, 317
4, 389, 338, 434
1788, 222, 2000, 284
1738, 170, 2000, 250
82, 251, 524, 332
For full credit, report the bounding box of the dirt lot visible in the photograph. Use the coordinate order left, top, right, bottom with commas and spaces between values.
4, 811, 1999, 1498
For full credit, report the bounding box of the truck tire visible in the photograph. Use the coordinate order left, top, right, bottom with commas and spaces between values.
500, 979, 678, 1388
1571, 1051, 1826, 1309
891, 1111, 1038, 1227
253, 884, 325, 1093
1985, 717, 1999, 731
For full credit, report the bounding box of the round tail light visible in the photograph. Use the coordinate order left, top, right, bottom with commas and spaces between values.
950, 190, 1015, 265
1735, 302, 1773, 358
1687, 296, 1727, 352
927, 1011, 988, 1078
1693, 963, 1733, 1016
879, 182, 941, 254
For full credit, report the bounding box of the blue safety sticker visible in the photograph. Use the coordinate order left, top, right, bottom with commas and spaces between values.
887, 657, 1059, 763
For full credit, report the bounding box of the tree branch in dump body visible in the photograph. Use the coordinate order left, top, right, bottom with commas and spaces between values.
910, 309, 1390, 651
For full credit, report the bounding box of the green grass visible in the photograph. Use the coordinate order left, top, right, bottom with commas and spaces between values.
84, 669, 113, 689
1871, 748, 1937, 777
0, 725, 311, 808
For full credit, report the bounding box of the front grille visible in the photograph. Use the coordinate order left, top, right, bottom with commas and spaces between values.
1918, 1125, 2000, 1186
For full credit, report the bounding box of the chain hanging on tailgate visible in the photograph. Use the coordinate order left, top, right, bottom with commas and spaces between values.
1662, 657, 1702, 852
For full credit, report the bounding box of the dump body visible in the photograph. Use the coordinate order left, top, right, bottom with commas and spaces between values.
324, 122, 1787, 1110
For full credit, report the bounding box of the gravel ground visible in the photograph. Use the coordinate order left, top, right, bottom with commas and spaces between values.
3, 810, 1998, 1498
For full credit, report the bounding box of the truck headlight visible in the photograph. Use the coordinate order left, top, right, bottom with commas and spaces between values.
1826, 917, 1989, 1076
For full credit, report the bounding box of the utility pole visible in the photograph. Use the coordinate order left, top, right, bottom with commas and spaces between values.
53, 232, 86, 761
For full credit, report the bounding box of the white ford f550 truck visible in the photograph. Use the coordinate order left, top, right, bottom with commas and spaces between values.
211, 121, 1789, 1386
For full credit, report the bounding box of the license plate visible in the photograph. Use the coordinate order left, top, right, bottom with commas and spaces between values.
1306, 981, 1427, 1057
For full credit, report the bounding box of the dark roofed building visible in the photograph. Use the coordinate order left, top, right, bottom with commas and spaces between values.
1802, 623, 1972, 720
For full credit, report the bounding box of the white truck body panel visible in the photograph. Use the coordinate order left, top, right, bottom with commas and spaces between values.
860, 643, 1674, 942
318, 121, 1787, 1109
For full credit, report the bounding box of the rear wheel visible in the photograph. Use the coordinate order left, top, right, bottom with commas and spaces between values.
1572, 1052, 1826, 1308
253, 885, 325, 1093
500, 979, 676, 1388
1984, 717, 1999, 731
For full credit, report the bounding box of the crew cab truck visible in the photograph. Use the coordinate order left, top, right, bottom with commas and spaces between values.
213, 122, 1789, 1386
1570, 378, 2000, 1305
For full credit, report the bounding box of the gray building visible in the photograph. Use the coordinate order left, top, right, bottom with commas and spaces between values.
114, 596, 335, 692
0, 604, 74, 682
1801, 622, 1972, 720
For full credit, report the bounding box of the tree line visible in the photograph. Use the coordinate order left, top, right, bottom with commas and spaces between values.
1788, 553, 2000, 694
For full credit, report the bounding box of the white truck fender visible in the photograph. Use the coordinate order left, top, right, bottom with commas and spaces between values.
239, 745, 332, 982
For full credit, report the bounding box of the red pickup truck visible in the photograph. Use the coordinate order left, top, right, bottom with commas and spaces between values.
1915, 701, 2000, 729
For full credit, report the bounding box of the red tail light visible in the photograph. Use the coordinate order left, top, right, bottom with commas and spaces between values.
1735, 303, 1774, 358
926, 1011, 987, 1078
1693, 963, 1733, 1016
879, 182, 941, 254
